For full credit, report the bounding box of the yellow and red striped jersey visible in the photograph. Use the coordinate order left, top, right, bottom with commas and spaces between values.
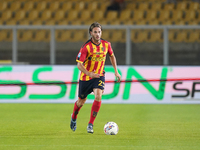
76, 38, 113, 81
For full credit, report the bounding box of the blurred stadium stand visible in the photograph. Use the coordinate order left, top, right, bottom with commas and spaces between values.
0, 0, 200, 65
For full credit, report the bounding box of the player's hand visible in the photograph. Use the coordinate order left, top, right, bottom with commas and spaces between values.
88, 71, 100, 78
115, 73, 121, 82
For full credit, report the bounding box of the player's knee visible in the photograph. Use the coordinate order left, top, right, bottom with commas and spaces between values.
77, 98, 86, 107
95, 94, 102, 101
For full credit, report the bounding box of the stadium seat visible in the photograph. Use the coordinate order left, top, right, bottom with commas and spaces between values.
48, 1, 60, 11
26, 10, 39, 21
173, 30, 188, 43
44, 20, 56, 25
99, 2, 109, 11
55, 30, 60, 41
110, 30, 125, 43
188, 2, 199, 11
0, 30, 12, 41
162, 20, 173, 25
45, 31, 51, 42
131, 30, 137, 42
148, 19, 160, 25
187, 30, 200, 42
79, 10, 92, 22
7, 30, 13, 41
132, 10, 145, 23
83, 20, 93, 25
56, 30, 73, 42
0, 10, 13, 22
171, 10, 184, 22
183, 10, 196, 23
145, 10, 158, 22
187, 20, 198, 25
22, 1, 35, 11
92, 10, 105, 22
119, 9, 132, 22
163, 3, 175, 11
196, 11, 200, 23
70, 20, 83, 25
175, 2, 188, 10
135, 20, 147, 25
109, 20, 121, 25
49, 10, 65, 23
122, 20, 134, 25
40, 10, 53, 21
18, 20, 30, 25
174, 20, 186, 25
18, 30, 33, 42
66, 10, 79, 22
147, 30, 163, 42
32, 20, 43, 25
157, 10, 170, 23
132, 30, 149, 43
150, 2, 163, 11
0, 1, 8, 11
74, 1, 86, 11
101, 30, 111, 40
0, 20, 4, 25
61, 1, 73, 11
0, 30, 8, 41
5, 20, 17, 25
168, 30, 175, 42
71, 30, 87, 42
99, 20, 108, 25
9, 1, 22, 11
87, 2, 99, 11
35, 1, 47, 11
137, 2, 150, 10
105, 11, 118, 22
57, 20, 69, 25
13, 10, 26, 22
32, 30, 49, 42
126, 3, 137, 10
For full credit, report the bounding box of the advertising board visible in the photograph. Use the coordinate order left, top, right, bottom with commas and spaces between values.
0, 65, 199, 103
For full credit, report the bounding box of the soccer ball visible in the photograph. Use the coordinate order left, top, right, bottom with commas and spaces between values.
104, 122, 119, 135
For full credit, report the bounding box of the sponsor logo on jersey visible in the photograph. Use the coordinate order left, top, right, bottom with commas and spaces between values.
88, 56, 105, 61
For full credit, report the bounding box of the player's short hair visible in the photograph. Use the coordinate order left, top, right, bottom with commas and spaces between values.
89, 22, 102, 34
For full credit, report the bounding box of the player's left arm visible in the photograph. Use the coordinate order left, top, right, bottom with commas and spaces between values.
109, 53, 121, 82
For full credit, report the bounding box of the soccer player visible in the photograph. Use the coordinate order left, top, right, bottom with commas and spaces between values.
70, 22, 121, 134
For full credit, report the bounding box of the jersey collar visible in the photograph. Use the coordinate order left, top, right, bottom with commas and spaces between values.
90, 38, 101, 46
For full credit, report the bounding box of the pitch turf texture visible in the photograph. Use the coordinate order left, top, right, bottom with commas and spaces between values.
0, 104, 200, 150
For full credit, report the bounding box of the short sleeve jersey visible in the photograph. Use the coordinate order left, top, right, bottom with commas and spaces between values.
76, 38, 113, 81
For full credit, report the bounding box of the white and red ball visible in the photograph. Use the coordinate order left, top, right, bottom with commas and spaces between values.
104, 122, 119, 135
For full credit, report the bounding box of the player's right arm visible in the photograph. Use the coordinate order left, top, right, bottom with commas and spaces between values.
77, 62, 100, 79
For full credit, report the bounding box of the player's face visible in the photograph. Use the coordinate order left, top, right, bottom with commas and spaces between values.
90, 27, 102, 43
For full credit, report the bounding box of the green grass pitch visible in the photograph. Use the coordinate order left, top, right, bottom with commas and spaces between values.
0, 103, 200, 150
